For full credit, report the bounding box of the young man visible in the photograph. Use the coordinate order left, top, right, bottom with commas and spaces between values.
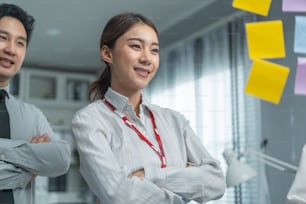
0, 3, 71, 204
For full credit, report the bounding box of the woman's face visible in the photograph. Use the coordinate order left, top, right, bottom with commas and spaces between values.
101, 23, 159, 95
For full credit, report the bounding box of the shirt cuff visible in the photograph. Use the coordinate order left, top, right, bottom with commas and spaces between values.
0, 139, 27, 162
0, 139, 26, 148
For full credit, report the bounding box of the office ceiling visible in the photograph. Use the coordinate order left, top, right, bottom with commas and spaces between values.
8, 0, 239, 72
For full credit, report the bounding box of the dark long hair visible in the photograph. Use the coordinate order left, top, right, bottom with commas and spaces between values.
89, 12, 159, 102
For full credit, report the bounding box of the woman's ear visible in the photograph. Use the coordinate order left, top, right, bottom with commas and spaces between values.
100, 45, 112, 64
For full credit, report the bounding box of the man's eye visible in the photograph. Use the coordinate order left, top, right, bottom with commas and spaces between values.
151, 48, 159, 54
17, 41, 25, 47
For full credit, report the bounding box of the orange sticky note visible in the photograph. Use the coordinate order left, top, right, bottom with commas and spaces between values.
245, 59, 290, 104
246, 20, 286, 59
232, 0, 272, 16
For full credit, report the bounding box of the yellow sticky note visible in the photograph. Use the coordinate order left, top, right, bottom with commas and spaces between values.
246, 20, 286, 59
245, 59, 290, 104
232, 0, 272, 16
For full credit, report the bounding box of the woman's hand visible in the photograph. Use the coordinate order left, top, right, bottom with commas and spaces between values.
129, 168, 145, 178
186, 162, 195, 168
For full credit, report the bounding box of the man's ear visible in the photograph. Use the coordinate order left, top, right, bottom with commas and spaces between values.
100, 45, 112, 64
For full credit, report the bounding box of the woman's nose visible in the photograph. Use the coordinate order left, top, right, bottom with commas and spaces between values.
139, 49, 151, 65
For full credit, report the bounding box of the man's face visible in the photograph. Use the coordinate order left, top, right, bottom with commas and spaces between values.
0, 16, 27, 87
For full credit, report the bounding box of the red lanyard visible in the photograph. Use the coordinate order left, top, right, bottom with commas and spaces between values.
103, 97, 166, 168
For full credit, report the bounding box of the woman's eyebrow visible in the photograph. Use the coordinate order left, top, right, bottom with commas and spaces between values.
127, 37, 159, 46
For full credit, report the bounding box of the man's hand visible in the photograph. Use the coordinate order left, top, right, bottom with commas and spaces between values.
31, 134, 50, 143
30, 134, 50, 178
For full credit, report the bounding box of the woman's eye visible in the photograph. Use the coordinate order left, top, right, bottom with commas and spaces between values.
131, 44, 141, 49
0, 35, 7, 40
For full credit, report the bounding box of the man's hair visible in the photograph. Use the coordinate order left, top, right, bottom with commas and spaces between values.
0, 3, 35, 44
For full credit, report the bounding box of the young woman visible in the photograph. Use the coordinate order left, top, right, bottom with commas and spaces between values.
72, 13, 226, 204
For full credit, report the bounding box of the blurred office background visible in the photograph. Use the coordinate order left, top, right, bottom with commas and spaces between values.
7, 0, 306, 203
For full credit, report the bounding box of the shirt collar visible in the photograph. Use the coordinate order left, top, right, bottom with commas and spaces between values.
0, 85, 10, 93
0, 84, 10, 99
104, 87, 150, 112
104, 87, 130, 112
